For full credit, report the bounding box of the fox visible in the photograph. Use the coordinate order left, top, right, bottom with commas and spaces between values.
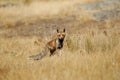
28, 28, 66, 60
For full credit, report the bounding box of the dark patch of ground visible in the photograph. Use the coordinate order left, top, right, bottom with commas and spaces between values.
0, 2, 22, 8
78, 0, 120, 21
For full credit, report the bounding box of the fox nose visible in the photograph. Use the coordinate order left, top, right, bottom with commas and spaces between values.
60, 36, 64, 39
59, 37, 64, 40
58, 38, 64, 43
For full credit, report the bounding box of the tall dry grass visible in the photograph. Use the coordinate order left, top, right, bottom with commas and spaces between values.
66, 27, 120, 54
0, 27, 120, 80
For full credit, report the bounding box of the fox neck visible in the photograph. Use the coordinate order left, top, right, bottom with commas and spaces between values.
56, 38, 64, 49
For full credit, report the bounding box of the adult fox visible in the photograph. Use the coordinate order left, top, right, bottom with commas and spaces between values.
28, 29, 66, 60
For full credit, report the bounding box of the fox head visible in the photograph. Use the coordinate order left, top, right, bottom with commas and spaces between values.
57, 28, 66, 42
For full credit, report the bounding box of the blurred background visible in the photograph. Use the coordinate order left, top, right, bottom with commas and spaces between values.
0, 0, 120, 80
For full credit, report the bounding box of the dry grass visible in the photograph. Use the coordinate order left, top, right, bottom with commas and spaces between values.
0, 27, 120, 80
0, 0, 120, 80
0, 0, 100, 28
0, 1, 72, 28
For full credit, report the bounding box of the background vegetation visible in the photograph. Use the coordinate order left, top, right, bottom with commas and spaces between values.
0, 0, 120, 80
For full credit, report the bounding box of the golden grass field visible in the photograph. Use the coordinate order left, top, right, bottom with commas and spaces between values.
0, 0, 120, 80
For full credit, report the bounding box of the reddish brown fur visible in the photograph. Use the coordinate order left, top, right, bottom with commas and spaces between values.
29, 29, 66, 60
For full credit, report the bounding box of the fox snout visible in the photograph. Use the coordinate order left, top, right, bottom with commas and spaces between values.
58, 36, 64, 40
59, 38, 64, 43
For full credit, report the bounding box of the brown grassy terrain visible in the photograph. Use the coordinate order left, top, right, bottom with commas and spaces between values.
0, 0, 120, 80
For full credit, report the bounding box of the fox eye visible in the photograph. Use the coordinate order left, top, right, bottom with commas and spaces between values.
58, 34, 60, 36
62, 33, 65, 35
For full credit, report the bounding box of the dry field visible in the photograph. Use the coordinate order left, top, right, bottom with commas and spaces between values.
0, 0, 120, 80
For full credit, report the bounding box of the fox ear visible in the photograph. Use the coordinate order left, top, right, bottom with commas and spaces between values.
63, 28, 65, 32
57, 29, 59, 33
